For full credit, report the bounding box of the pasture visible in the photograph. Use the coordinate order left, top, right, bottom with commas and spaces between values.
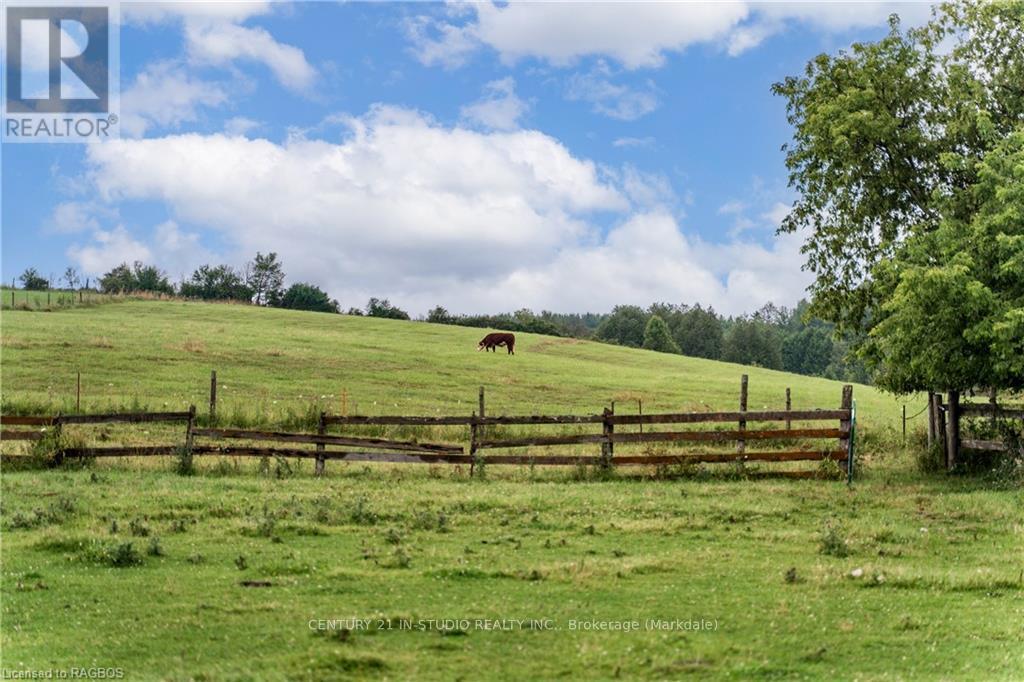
2, 301, 1022, 680
1, 300, 915, 427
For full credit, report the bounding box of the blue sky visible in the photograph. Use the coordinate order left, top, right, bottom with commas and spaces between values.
1, 1, 934, 315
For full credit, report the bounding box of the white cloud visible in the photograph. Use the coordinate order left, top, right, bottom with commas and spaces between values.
121, 61, 228, 137
718, 200, 747, 215
617, 166, 677, 209
460, 77, 529, 131
66, 221, 213, 280
411, 2, 749, 69
409, 2, 935, 67
184, 21, 317, 92
566, 63, 658, 120
48, 201, 117, 234
123, 2, 273, 25
761, 202, 791, 228
124, 2, 316, 94
224, 116, 262, 137
403, 15, 479, 69
613, 136, 655, 149
67, 226, 152, 276
80, 106, 810, 315
152, 220, 215, 278
448, 212, 810, 315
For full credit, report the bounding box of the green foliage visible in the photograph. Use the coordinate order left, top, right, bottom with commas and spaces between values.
81, 540, 144, 567
174, 446, 195, 477
246, 252, 285, 306
99, 261, 173, 295
179, 264, 253, 302
280, 283, 339, 313
642, 315, 680, 354
594, 305, 647, 347
426, 307, 562, 336
723, 317, 783, 369
365, 297, 409, 320
673, 304, 724, 359
819, 523, 851, 557
774, 2, 1024, 392
19, 268, 48, 291
867, 130, 1024, 393
782, 326, 833, 377
62, 267, 80, 290
426, 305, 453, 324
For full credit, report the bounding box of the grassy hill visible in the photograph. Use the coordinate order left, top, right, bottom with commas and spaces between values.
1, 299, 919, 432
6, 301, 1020, 680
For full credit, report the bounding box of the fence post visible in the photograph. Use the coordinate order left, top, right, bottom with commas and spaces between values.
478, 386, 485, 444
209, 370, 217, 424
601, 405, 615, 469
637, 398, 643, 434
926, 393, 936, 448
53, 412, 64, 467
989, 387, 998, 427
785, 388, 791, 431
936, 393, 947, 460
185, 404, 196, 452
902, 404, 906, 446
315, 411, 326, 477
946, 390, 960, 472
737, 374, 748, 454
839, 385, 853, 474
469, 411, 479, 476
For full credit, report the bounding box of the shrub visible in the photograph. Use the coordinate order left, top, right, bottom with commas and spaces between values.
146, 537, 164, 557
819, 523, 851, 557
280, 283, 339, 313
642, 315, 681, 354
174, 445, 195, 476
128, 518, 151, 537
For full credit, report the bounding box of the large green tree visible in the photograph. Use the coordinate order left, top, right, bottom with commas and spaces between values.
595, 305, 648, 348
642, 315, 681, 354
246, 252, 285, 306
773, 1, 1024, 392
673, 305, 724, 360
281, 283, 339, 313
180, 264, 253, 301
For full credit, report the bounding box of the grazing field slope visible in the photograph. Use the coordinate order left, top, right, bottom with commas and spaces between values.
3, 301, 1021, 681
1, 299, 915, 430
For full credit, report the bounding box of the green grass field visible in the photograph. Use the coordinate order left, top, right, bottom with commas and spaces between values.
2, 301, 1021, 680
0, 299, 916, 427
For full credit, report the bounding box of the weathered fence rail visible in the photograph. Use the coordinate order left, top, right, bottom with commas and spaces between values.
927, 393, 1023, 469
1, 379, 858, 480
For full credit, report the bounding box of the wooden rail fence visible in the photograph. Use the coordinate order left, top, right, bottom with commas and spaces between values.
925, 392, 1023, 469
1, 381, 857, 480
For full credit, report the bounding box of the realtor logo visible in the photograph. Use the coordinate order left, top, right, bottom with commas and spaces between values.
3, 2, 119, 141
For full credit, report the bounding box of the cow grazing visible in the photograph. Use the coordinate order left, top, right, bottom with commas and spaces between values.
478, 332, 515, 355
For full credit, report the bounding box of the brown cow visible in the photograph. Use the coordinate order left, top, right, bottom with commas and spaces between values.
478, 332, 515, 355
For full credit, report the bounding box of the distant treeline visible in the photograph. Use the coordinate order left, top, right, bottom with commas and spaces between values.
15, 259, 869, 382
425, 302, 869, 383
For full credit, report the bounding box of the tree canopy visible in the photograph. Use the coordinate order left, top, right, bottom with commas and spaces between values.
18, 268, 48, 291
179, 265, 253, 302
773, 0, 1024, 393
642, 315, 681, 354
281, 283, 339, 313
246, 252, 285, 306
99, 262, 173, 295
